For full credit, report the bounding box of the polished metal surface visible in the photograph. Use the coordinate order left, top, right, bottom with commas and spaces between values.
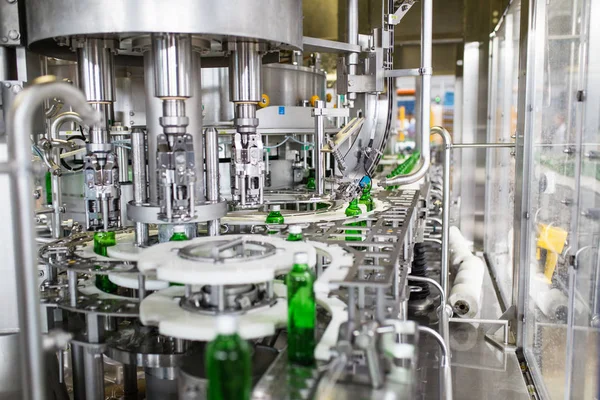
127, 201, 227, 225
75, 38, 116, 103
25, 0, 303, 49
261, 64, 326, 106
204, 127, 220, 236
313, 100, 325, 195
131, 128, 149, 246
229, 42, 262, 103
152, 33, 192, 99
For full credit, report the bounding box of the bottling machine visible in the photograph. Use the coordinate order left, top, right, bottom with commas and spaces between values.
0, 0, 599, 399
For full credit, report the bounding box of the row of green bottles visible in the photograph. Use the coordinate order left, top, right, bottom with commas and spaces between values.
286, 252, 316, 366
359, 183, 374, 212
386, 151, 421, 190
265, 205, 284, 234
93, 231, 118, 294
206, 315, 252, 400
344, 198, 365, 241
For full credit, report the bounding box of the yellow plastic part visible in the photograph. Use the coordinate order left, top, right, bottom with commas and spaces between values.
258, 93, 270, 108
310, 95, 320, 107
536, 224, 568, 282
326, 93, 332, 102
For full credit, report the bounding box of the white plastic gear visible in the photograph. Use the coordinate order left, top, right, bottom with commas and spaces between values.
136, 234, 318, 286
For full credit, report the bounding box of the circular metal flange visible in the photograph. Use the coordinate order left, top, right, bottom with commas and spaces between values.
127, 201, 228, 225
180, 284, 275, 316
106, 327, 185, 368
136, 234, 317, 286
25, 0, 303, 51
58, 294, 139, 317
140, 285, 287, 341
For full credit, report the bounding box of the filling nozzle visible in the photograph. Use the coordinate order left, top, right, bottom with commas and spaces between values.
152, 33, 198, 222
74, 38, 121, 230
227, 42, 266, 206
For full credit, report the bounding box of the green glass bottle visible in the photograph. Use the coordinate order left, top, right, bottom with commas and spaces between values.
359, 184, 374, 212
206, 315, 252, 400
286, 252, 316, 366
306, 177, 316, 190
265, 205, 284, 234
344, 198, 364, 241
93, 231, 118, 294
287, 225, 304, 241
45, 171, 53, 205
169, 225, 189, 241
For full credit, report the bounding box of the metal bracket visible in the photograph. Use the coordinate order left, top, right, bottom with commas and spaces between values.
388, 0, 416, 25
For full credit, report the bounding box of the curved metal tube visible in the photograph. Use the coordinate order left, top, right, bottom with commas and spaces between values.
7, 80, 99, 400
429, 127, 452, 300
49, 112, 85, 239
380, 0, 432, 186
419, 325, 453, 400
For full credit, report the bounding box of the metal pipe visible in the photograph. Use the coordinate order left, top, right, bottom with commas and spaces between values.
380, 0, 432, 186
71, 342, 86, 400
6, 80, 99, 400
131, 128, 149, 246
314, 100, 325, 195
430, 127, 451, 299
49, 112, 85, 239
418, 325, 453, 400
451, 142, 516, 149
205, 127, 220, 236
347, 0, 359, 101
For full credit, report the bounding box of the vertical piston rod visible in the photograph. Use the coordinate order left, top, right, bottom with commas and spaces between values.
131, 128, 149, 246
205, 127, 220, 236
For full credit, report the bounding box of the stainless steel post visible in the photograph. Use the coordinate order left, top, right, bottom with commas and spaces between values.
347, 0, 359, 102
70, 342, 86, 400
84, 314, 105, 400
430, 127, 451, 298
313, 100, 325, 196
131, 128, 149, 246
6, 80, 100, 400
205, 127, 220, 236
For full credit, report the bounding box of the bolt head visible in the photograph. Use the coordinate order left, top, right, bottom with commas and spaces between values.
8, 30, 19, 40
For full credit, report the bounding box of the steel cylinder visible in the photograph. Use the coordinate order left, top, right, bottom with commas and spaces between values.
229, 42, 262, 103
76, 39, 116, 103
152, 33, 192, 99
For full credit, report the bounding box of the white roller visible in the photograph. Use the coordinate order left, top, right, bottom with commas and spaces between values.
449, 256, 485, 318
530, 273, 568, 320
140, 285, 287, 341
449, 226, 473, 267
136, 235, 317, 286
449, 322, 479, 351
